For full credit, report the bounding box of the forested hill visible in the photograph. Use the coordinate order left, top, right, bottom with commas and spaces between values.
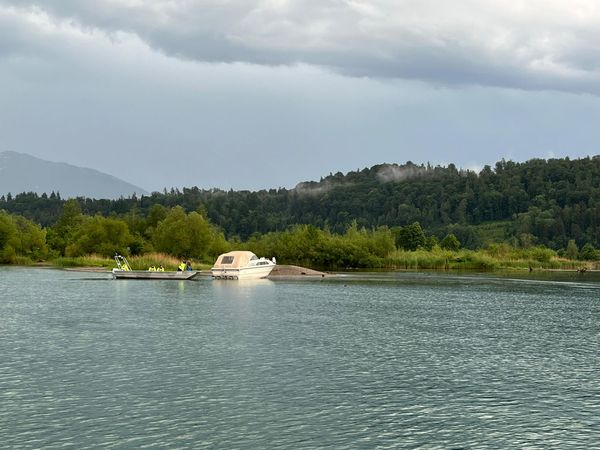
1, 156, 599, 249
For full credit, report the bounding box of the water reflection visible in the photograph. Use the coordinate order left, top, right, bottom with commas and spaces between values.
212, 278, 274, 287
211, 278, 274, 301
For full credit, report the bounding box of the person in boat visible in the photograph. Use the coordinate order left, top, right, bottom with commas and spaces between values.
178, 261, 186, 271
186, 260, 193, 271
158, 265, 165, 272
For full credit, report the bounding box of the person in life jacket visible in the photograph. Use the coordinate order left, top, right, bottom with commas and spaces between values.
178, 261, 186, 271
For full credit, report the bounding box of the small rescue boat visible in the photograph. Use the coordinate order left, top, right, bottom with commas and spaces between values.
112, 254, 198, 280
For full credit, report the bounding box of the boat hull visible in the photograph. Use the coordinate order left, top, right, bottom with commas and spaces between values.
211, 265, 274, 280
112, 269, 198, 280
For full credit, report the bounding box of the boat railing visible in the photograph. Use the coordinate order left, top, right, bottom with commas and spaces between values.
114, 254, 132, 271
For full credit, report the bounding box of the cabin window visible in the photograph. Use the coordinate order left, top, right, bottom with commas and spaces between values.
221, 256, 234, 264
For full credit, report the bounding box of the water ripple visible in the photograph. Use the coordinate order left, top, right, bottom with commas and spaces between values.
1, 267, 599, 448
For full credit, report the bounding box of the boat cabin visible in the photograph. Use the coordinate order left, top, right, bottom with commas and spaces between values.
212, 251, 259, 269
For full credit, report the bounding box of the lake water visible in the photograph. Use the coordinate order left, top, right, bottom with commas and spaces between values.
1, 267, 600, 449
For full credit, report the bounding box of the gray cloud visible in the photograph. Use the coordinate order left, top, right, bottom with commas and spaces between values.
0, 1, 598, 192
2, 1, 600, 94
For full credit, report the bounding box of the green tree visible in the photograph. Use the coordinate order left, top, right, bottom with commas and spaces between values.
0, 211, 48, 262
10, 215, 48, 261
579, 243, 599, 261
395, 222, 426, 251
46, 199, 84, 255
424, 235, 439, 250
0, 211, 17, 263
66, 215, 133, 257
566, 239, 578, 260
145, 204, 167, 232
440, 233, 461, 251
152, 206, 228, 260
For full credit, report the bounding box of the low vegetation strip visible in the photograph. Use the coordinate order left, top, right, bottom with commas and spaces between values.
37, 250, 599, 273
383, 249, 590, 271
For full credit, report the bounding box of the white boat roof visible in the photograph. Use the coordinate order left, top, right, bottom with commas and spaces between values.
213, 251, 258, 269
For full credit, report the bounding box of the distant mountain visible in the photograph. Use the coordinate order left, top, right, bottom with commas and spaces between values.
0, 151, 148, 199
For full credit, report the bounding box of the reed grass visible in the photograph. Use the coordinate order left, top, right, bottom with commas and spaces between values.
12, 256, 36, 266
126, 253, 182, 271
49, 252, 213, 271
129, 253, 214, 270
384, 249, 499, 270
383, 248, 593, 271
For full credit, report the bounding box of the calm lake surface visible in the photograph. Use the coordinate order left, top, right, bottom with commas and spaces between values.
1, 267, 600, 449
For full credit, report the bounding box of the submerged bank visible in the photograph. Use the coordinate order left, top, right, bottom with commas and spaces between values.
269, 265, 327, 278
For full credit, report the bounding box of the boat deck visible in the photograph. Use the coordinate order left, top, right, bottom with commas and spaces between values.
112, 270, 198, 280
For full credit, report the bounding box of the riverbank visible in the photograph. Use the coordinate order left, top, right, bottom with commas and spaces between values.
5, 249, 599, 274
36, 263, 600, 282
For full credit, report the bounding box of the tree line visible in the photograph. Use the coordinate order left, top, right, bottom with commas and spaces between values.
1, 156, 600, 265
0, 201, 453, 267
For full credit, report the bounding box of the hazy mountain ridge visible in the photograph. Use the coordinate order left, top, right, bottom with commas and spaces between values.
0, 151, 148, 199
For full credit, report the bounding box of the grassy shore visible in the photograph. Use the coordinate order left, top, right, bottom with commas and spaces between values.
28, 248, 597, 273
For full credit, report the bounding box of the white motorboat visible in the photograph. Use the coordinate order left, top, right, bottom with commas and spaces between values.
211, 251, 276, 280
112, 254, 198, 280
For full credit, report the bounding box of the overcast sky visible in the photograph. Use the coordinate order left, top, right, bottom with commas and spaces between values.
1, 1, 599, 191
